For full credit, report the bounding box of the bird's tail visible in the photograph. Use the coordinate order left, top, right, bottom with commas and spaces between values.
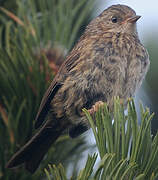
6, 121, 64, 173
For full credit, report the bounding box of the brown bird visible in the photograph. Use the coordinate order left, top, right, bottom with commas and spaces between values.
6, 4, 150, 173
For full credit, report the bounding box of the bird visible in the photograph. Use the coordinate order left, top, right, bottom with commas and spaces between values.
6, 4, 150, 173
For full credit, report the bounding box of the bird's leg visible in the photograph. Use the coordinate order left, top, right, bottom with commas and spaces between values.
88, 101, 104, 114
69, 101, 104, 138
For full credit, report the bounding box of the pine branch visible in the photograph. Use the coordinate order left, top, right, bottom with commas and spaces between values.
45, 98, 158, 180
0, 0, 96, 179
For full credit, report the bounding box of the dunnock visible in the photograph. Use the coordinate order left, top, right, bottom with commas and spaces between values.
6, 4, 150, 173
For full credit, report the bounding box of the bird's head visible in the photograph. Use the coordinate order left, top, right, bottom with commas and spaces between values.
87, 4, 141, 36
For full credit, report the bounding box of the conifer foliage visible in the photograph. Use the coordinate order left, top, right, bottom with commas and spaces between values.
0, 0, 95, 179
46, 98, 158, 180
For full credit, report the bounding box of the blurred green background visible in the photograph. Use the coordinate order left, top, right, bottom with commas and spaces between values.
0, 0, 157, 179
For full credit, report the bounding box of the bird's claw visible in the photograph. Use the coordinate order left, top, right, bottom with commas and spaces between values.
88, 101, 104, 114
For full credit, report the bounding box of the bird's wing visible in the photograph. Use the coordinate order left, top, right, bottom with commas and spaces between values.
34, 52, 80, 129
34, 80, 62, 129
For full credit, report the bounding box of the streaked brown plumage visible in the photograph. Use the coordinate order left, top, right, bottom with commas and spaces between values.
6, 4, 150, 173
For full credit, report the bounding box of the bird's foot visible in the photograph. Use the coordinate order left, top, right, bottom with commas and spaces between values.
88, 101, 104, 114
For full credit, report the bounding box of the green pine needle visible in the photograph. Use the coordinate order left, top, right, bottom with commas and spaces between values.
46, 98, 158, 180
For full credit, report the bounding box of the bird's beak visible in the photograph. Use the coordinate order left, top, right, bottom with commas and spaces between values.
126, 15, 141, 23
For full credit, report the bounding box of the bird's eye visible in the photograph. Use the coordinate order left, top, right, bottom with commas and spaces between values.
111, 16, 118, 23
